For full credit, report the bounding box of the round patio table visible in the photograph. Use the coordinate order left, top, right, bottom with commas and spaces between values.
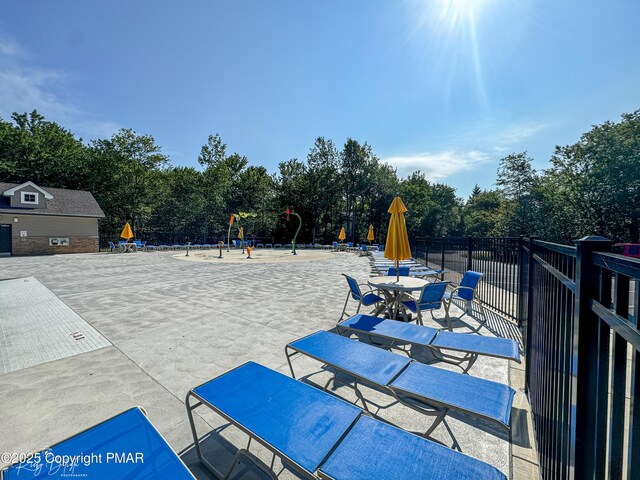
368, 275, 428, 320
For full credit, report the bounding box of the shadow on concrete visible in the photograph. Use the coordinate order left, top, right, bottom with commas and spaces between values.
179, 424, 283, 480
510, 407, 532, 448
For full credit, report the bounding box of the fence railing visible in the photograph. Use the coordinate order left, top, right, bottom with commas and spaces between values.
413, 235, 640, 479
412, 236, 520, 323
523, 237, 640, 480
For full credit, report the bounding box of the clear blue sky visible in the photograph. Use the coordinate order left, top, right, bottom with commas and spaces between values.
1, 0, 639, 198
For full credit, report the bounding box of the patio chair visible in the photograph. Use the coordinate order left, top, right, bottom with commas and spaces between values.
332, 241, 338, 250
274, 243, 282, 248
285, 331, 514, 438
1, 407, 194, 479
340, 274, 386, 321
186, 362, 506, 480
337, 314, 520, 374
256, 243, 264, 247
387, 266, 411, 277
265, 243, 273, 248
203, 243, 212, 248
107, 241, 118, 253
400, 281, 450, 327
146, 244, 157, 251
445, 271, 487, 332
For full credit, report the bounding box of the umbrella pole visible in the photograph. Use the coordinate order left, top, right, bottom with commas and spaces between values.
396, 260, 399, 281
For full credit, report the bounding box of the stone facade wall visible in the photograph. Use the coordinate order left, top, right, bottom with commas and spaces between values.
11, 236, 99, 256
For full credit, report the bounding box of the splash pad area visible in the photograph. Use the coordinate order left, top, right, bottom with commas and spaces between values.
175, 247, 333, 264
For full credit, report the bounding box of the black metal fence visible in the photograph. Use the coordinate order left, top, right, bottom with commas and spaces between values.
412, 235, 640, 479
522, 237, 640, 480
412, 236, 520, 322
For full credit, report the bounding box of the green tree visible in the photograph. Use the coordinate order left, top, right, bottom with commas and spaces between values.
0, 111, 90, 189
495, 152, 538, 236
89, 129, 168, 238
462, 186, 504, 236
545, 109, 640, 242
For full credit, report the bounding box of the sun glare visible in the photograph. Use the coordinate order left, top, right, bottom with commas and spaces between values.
436, 0, 485, 33
409, 0, 493, 110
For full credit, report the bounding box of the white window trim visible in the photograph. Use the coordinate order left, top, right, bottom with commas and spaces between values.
21, 191, 39, 204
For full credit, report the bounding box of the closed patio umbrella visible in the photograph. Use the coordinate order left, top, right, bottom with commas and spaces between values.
120, 222, 134, 241
367, 224, 375, 243
384, 196, 411, 280
338, 227, 346, 243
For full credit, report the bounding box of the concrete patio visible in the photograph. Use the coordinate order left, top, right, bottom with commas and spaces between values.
0, 249, 536, 479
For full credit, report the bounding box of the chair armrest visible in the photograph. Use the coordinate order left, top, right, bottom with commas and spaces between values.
447, 285, 477, 300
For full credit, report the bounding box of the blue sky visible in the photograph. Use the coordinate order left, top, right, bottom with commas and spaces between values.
1, 0, 639, 198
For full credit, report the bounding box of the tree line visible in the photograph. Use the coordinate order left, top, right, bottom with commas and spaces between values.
0, 109, 638, 245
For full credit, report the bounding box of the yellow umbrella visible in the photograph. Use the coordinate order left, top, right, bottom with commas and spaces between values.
384, 196, 411, 280
120, 222, 134, 240
238, 226, 244, 239
367, 224, 375, 242
338, 227, 346, 242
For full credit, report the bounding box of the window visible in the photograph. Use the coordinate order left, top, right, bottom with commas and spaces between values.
21, 192, 38, 204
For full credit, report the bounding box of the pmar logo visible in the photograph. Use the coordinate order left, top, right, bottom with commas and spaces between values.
106, 452, 144, 463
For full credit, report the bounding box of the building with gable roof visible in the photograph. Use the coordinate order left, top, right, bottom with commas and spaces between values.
0, 181, 105, 256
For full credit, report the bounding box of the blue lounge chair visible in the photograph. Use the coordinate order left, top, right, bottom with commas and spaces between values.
2, 407, 194, 479
337, 314, 520, 373
107, 241, 118, 252
274, 243, 282, 248
340, 274, 386, 321
285, 331, 514, 437
186, 362, 505, 480
445, 271, 486, 332
256, 243, 264, 247
265, 243, 273, 248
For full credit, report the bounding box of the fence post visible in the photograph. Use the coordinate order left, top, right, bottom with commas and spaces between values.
467, 236, 473, 272
424, 237, 429, 268
524, 236, 536, 395
517, 235, 525, 328
440, 237, 445, 280
571, 236, 612, 480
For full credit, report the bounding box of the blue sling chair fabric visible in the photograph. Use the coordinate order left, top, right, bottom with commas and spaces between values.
444, 270, 487, 332
285, 331, 515, 436
340, 274, 386, 321
186, 361, 506, 480
1, 407, 194, 479
337, 313, 520, 373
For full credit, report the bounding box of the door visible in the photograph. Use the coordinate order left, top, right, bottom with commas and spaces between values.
0, 224, 11, 255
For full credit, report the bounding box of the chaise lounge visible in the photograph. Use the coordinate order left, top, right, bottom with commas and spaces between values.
337, 313, 520, 373
285, 331, 514, 438
185, 361, 506, 480
1, 407, 195, 479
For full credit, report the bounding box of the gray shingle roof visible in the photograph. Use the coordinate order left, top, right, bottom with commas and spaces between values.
0, 182, 105, 218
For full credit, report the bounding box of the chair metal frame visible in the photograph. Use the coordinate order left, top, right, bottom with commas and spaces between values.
339, 274, 387, 321
444, 271, 487, 333
285, 334, 512, 440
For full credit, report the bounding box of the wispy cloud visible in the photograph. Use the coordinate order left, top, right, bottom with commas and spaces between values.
492, 122, 548, 153
383, 150, 491, 181
0, 33, 119, 140
382, 120, 547, 182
